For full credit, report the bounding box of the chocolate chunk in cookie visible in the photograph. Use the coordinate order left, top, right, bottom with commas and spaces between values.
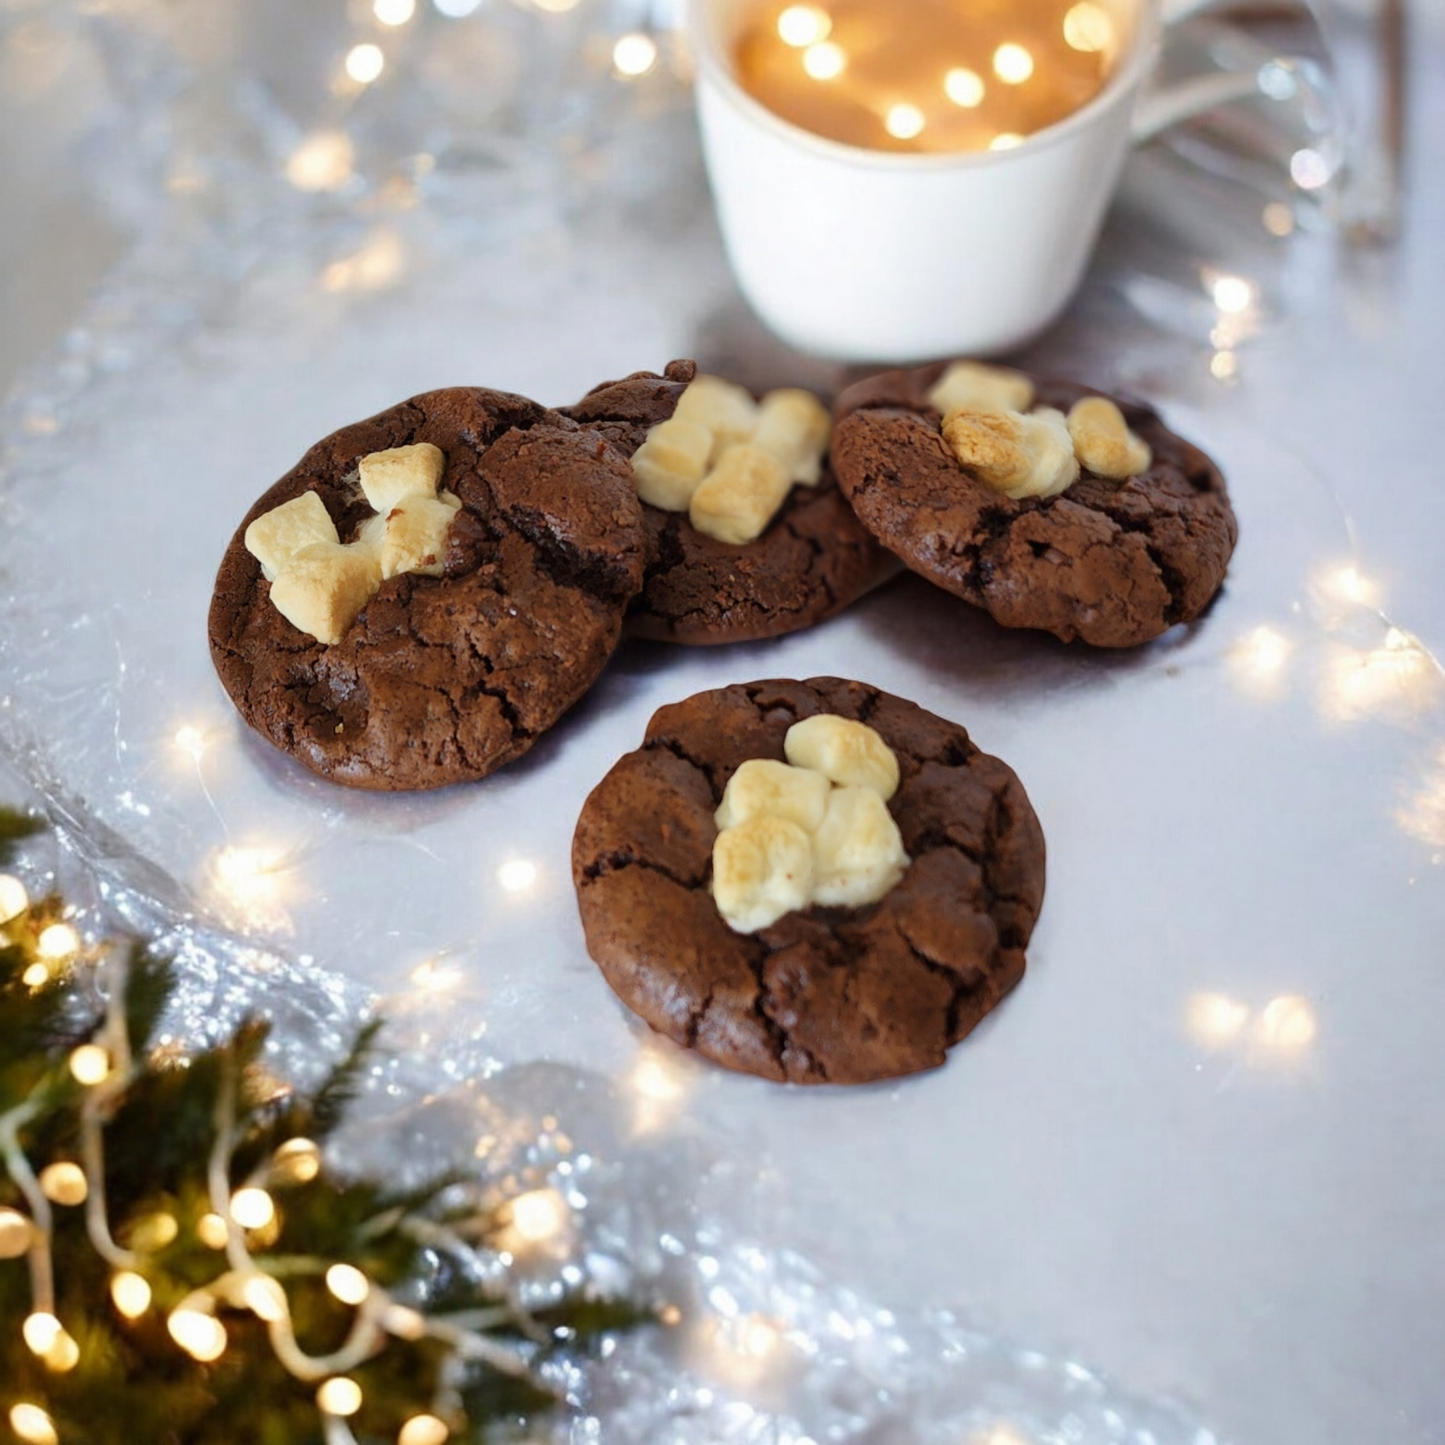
209, 388, 645, 791
832, 362, 1238, 648
561, 362, 898, 646
572, 679, 1046, 1085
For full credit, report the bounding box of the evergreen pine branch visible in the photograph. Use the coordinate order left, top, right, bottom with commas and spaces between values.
0, 807, 43, 867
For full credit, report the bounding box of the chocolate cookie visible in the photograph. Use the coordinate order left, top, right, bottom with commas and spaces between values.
572, 679, 1046, 1084
210, 389, 645, 790
561, 362, 897, 646
832, 363, 1238, 648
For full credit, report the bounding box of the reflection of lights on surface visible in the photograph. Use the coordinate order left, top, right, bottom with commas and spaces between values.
1315, 562, 1381, 610
1229, 625, 1291, 694
410, 956, 459, 991
0, 1208, 34, 1258
69, 1044, 110, 1085
327, 1264, 371, 1305
37, 923, 80, 960
1186, 993, 1251, 1047
1398, 747, 1445, 848
345, 43, 385, 84
1063, 2, 1113, 52
111, 1271, 153, 1319
971, 1427, 1032, 1445
398, 1415, 451, 1445
230, 1188, 276, 1231
885, 103, 926, 140
317, 1378, 364, 1417
778, 4, 831, 46
273, 1136, 322, 1183
533, 0, 581, 10
993, 43, 1035, 84
8, 1405, 58, 1445
734, 1314, 782, 1358
613, 33, 658, 77
242, 1275, 288, 1322
433, 0, 481, 13
706, 1312, 790, 1386
1255, 995, 1317, 1051
208, 844, 294, 932
506, 1188, 571, 1245
0, 873, 30, 922
1290, 147, 1332, 190
628, 1046, 691, 1133
1211, 274, 1254, 313
1257, 60, 1298, 100
285, 131, 355, 192
322, 229, 406, 292
1321, 630, 1438, 721
39, 1162, 88, 1207
197, 1213, 230, 1249
990, 132, 1025, 150
1210, 350, 1239, 382
497, 858, 538, 893
944, 67, 985, 107
169, 1308, 228, 1362
374, 0, 416, 23
1262, 201, 1296, 236
802, 40, 846, 80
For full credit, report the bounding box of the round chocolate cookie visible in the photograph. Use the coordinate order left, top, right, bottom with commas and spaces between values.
572, 679, 1046, 1085
832, 363, 1238, 648
210, 388, 645, 790
561, 361, 897, 646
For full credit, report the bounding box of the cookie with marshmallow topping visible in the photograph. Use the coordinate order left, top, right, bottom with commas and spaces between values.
572, 678, 1045, 1085
562, 361, 898, 645
831, 361, 1238, 648
209, 387, 646, 790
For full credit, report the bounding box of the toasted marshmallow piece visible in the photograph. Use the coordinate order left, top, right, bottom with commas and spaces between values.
632, 416, 714, 512
1067, 396, 1152, 480
712, 815, 815, 934
689, 444, 793, 546
245, 491, 339, 582
358, 442, 446, 515
269, 542, 383, 646
752, 388, 832, 486
716, 758, 832, 834
379, 490, 462, 579
927, 360, 1035, 418
810, 786, 910, 909
673, 375, 760, 462
942, 405, 1079, 501
784, 715, 900, 800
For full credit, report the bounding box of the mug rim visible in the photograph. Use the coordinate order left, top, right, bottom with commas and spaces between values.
687, 0, 1162, 171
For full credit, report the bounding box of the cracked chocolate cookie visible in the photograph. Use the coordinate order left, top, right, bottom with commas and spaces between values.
561, 362, 897, 646
209, 388, 646, 790
832, 363, 1238, 648
572, 679, 1046, 1084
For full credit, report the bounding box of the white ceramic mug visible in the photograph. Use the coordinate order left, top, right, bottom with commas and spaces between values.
688, 0, 1328, 361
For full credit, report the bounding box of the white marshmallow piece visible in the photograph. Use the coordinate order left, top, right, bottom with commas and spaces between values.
1067, 396, 1152, 479
810, 786, 910, 909
631, 416, 715, 512
357, 442, 446, 515
941, 405, 1079, 501
673, 375, 760, 463
245, 491, 339, 582
379, 490, 462, 580
784, 715, 900, 800
712, 815, 815, 934
927, 360, 1035, 417
269, 542, 383, 646
715, 758, 832, 834
752, 388, 832, 486
688, 444, 793, 545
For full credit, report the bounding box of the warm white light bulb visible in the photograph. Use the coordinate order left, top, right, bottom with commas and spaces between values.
111, 1271, 153, 1319
8, 1404, 58, 1445
0, 873, 28, 923
777, 4, 831, 47
326, 1263, 371, 1305
196, 1212, 230, 1249
36, 923, 80, 960
273, 1136, 322, 1183
398, 1415, 451, 1445
39, 1162, 88, 1206
346, 43, 386, 84
69, 1043, 111, 1086
22, 1313, 63, 1356
374, 0, 416, 23
993, 42, 1035, 84
612, 32, 658, 77
229, 1187, 276, 1230
317, 1377, 364, 1417
496, 859, 537, 893
884, 103, 926, 140
169, 1308, 228, 1362
943, 67, 985, 107
506, 1187, 570, 1243
0, 1207, 33, 1258
802, 41, 846, 80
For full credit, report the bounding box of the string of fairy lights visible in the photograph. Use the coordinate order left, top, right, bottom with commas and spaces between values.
0, 869, 593, 1445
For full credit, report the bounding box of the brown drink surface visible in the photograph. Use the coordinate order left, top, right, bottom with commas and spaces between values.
734, 0, 1117, 154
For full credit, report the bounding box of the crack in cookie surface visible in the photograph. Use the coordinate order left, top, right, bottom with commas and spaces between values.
571, 679, 1046, 1085
209, 387, 645, 791
832, 365, 1238, 648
